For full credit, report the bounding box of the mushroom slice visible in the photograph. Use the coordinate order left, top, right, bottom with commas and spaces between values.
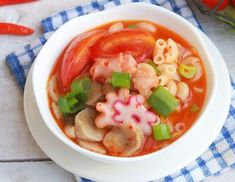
48, 75, 59, 102
51, 102, 62, 120
86, 81, 103, 107
78, 141, 107, 155
64, 124, 76, 139
102, 83, 115, 95
75, 107, 106, 142
103, 123, 145, 157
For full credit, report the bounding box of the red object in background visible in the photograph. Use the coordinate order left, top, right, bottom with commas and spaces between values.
202, 0, 229, 11
231, 0, 235, 7
0, 23, 34, 35
0, 0, 37, 6
0, 0, 36, 36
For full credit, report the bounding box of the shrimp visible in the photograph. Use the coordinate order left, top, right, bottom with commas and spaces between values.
132, 63, 158, 98
120, 54, 137, 75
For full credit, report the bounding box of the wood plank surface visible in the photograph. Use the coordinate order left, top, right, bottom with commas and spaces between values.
0, 161, 75, 182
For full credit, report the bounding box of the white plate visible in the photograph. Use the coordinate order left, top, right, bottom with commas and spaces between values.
24, 32, 230, 182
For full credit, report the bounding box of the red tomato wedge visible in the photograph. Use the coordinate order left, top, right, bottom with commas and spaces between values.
92, 28, 155, 62
59, 30, 106, 92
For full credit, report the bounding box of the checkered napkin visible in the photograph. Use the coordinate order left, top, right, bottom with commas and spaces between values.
5, 0, 235, 181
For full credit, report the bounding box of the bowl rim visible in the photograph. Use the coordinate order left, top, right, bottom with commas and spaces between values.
32, 3, 227, 164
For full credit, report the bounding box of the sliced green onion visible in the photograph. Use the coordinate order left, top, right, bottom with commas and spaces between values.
127, 24, 138, 29
111, 72, 131, 89
190, 104, 200, 113
178, 64, 197, 79
153, 123, 171, 141
58, 97, 71, 114
58, 96, 82, 114
71, 77, 91, 94
57, 77, 91, 114
147, 86, 178, 117
146, 59, 161, 75
67, 92, 87, 105
70, 77, 91, 104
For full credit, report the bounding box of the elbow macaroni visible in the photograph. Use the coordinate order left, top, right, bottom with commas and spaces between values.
176, 82, 190, 101
175, 122, 185, 132
164, 38, 179, 63
166, 80, 177, 96
108, 22, 124, 33
136, 22, 157, 33
157, 74, 169, 86
157, 64, 177, 79
153, 39, 166, 65
153, 38, 179, 65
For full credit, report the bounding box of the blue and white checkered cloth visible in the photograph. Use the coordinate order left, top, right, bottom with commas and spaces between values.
5, 0, 235, 181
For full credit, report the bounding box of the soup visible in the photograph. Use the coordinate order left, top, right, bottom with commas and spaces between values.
47, 20, 206, 157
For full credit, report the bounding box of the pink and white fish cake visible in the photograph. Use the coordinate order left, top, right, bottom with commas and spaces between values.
113, 95, 158, 135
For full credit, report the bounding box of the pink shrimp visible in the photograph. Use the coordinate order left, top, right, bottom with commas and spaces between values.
132, 63, 158, 98
120, 54, 137, 75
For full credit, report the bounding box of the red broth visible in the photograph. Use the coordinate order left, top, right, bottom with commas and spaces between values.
47, 20, 206, 157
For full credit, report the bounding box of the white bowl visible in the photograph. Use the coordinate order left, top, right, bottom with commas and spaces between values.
32, 3, 225, 165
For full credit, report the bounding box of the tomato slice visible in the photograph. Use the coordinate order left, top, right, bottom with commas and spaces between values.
92, 28, 155, 62
202, 0, 229, 11
59, 30, 106, 92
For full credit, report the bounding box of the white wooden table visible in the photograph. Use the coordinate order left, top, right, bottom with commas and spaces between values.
0, 0, 235, 181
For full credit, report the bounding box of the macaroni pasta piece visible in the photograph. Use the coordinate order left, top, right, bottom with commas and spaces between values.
136, 22, 157, 33
153, 39, 166, 65
108, 22, 124, 33
157, 74, 169, 86
164, 38, 179, 63
176, 82, 190, 101
153, 38, 179, 65
157, 63, 177, 79
166, 80, 177, 96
